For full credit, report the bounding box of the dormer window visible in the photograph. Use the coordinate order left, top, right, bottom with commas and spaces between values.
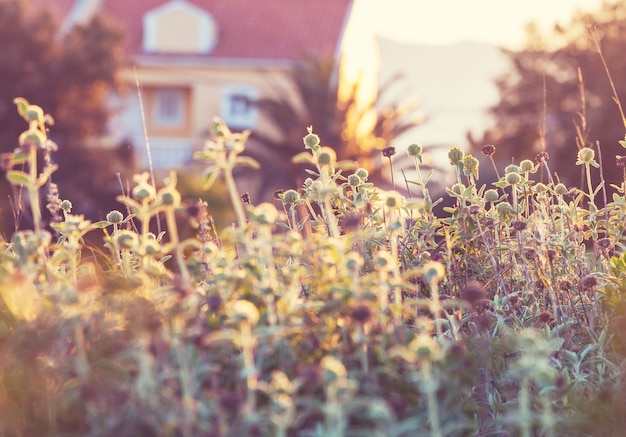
143, 0, 217, 54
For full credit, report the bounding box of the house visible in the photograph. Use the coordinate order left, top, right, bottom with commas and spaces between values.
37, 0, 375, 172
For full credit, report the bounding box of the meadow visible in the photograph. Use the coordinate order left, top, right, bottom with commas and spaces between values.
1, 98, 625, 436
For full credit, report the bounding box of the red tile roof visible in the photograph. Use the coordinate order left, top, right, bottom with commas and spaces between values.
34, 0, 354, 64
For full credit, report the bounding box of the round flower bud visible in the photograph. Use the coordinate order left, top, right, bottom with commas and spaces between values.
504, 164, 520, 175
316, 147, 337, 167
106, 210, 124, 224
345, 252, 364, 272
554, 183, 568, 195
462, 154, 479, 177
158, 187, 181, 207
450, 183, 465, 196
448, 146, 464, 165
115, 230, 138, 250
577, 147, 595, 164
384, 191, 405, 208
423, 261, 445, 284
347, 174, 362, 187
25, 105, 44, 122
355, 168, 369, 181
142, 238, 161, 255
282, 189, 300, 204
534, 183, 547, 193
249, 202, 279, 225
60, 199, 72, 213
374, 250, 395, 271
520, 159, 534, 172
484, 189, 499, 203
407, 143, 423, 157
496, 201, 515, 216
303, 126, 320, 149
410, 334, 440, 361
505, 172, 521, 186
132, 183, 155, 201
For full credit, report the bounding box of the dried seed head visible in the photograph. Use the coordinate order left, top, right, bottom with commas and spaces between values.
207, 293, 223, 312
460, 281, 486, 305
537, 311, 553, 324
382, 146, 396, 158
512, 220, 527, 231
481, 144, 496, 156
350, 304, 372, 324
524, 248, 538, 260
559, 280, 571, 291
273, 189, 285, 200
508, 294, 520, 307
468, 205, 480, 215
534, 151, 550, 164
582, 275, 598, 290
546, 249, 558, 260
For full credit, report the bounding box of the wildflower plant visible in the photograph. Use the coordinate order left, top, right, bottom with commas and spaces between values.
1, 100, 626, 436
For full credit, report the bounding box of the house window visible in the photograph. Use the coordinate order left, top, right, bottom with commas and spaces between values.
221, 85, 259, 129
154, 89, 184, 127
148, 87, 190, 136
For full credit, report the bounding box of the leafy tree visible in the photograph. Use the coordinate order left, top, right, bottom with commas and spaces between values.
469, 1, 626, 193
0, 0, 133, 236
238, 57, 423, 201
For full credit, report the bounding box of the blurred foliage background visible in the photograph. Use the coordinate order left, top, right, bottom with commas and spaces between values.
470, 1, 626, 192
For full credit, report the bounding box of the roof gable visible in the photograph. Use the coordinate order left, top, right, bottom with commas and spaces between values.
143, 0, 218, 54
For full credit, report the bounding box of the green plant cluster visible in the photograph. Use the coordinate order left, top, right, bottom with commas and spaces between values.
1, 99, 626, 436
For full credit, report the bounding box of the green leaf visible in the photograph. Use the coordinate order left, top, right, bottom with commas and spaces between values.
13, 97, 28, 118
234, 156, 260, 169
6, 170, 30, 186
201, 170, 220, 190
91, 220, 110, 228
291, 151, 313, 164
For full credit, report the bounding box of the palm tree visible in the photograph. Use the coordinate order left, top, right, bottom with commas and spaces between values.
236, 57, 424, 202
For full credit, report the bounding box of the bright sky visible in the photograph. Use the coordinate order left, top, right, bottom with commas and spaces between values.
354, 0, 604, 48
